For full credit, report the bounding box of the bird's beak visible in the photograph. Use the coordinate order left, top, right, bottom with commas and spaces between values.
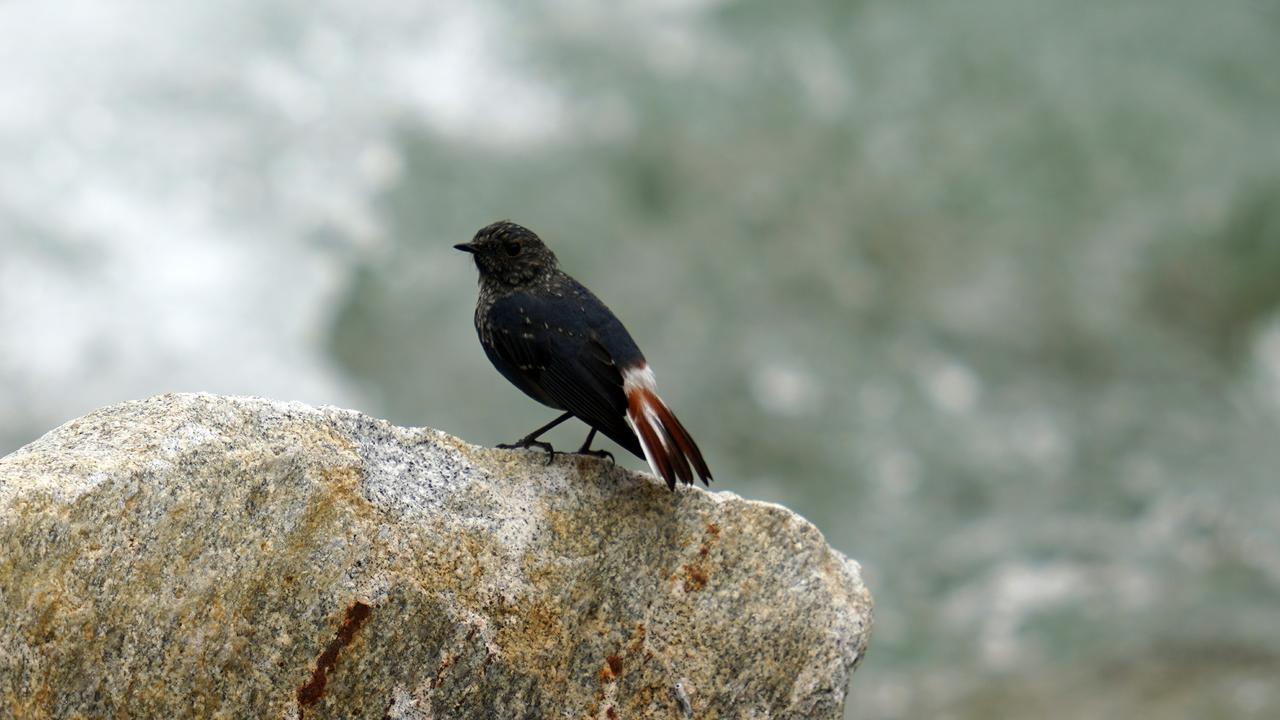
453, 242, 476, 253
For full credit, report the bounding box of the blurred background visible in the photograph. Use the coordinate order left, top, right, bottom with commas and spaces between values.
3, 1, 1279, 717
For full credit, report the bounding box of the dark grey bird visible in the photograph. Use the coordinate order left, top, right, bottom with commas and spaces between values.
455, 221, 711, 490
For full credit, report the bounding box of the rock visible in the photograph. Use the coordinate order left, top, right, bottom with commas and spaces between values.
0, 393, 872, 719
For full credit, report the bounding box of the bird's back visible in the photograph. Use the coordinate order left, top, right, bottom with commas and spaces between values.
475, 272, 645, 457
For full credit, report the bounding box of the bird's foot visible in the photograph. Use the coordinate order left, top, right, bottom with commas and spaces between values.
497, 437, 560, 464
574, 447, 615, 465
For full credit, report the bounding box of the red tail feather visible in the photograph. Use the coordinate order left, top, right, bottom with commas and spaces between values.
624, 380, 712, 491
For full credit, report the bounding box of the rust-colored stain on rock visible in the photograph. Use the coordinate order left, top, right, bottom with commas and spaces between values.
600, 654, 623, 682
682, 564, 709, 592
680, 520, 720, 592
297, 600, 373, 711
627, 623, 646, 656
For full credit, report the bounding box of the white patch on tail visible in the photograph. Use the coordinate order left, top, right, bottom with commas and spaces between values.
622, 363, 656, 393
622, 363, 666, 479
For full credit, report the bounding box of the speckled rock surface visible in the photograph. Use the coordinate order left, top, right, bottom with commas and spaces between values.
0, 393, 872, 719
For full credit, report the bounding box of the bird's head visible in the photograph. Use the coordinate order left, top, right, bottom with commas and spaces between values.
455, 221, 558, 287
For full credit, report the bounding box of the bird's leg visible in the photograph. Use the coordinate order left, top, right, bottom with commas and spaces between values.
497, 411, 574, 463
574, 427, 615, 464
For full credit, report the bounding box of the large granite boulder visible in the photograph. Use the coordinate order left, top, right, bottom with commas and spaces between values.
0, 393, 872, 719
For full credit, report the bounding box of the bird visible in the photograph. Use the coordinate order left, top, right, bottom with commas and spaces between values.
455, 220, 712, 490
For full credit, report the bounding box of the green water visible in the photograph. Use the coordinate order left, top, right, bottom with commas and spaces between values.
330, 2, 1280, 717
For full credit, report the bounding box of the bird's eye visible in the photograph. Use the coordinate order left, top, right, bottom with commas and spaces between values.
503, 240, 522, 257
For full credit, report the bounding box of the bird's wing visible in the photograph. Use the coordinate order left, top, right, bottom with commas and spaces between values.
485, 292, 643, 457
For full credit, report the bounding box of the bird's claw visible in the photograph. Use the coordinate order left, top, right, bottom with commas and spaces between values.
497, 437, 559, 464
575, 448, 615, 465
